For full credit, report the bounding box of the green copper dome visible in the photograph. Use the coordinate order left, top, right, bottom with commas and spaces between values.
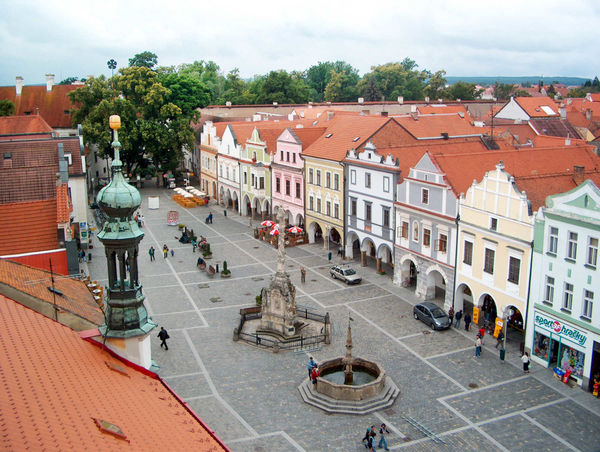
96, 133, 141, 219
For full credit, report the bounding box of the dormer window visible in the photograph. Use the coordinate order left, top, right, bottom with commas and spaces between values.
353, 136, 360, 142
325, 133, 333, 138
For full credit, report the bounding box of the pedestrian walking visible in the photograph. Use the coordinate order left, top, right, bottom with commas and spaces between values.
149, 246, 155, 261
495, 330, 504, 349
307, 356, 317, 378
362, 426, 374, 449
378, 423, 390, 451
170, 249, 174, 257
478, 326, 485, 345
311, 366, 319, 386
207, 212, 213, 224
366, 434, 376, 451
521, 352, 530, 373
454, 309, 462, 328
464, 312, 471, 331
163, 244, 168, 258
191, 239, 197, 253
158, 327, 170, 350
448, 306, 454, 326
300, 266, 306, 284
474, 335, 482, 358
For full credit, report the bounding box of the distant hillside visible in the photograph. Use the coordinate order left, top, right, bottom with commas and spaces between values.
446, 76, 590, 87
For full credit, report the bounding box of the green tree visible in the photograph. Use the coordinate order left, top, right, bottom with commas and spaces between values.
446, 81, 482, 100
306, 61, 359, 102
493, 82, 518, 101
0, 99, 16, 116
218, 69, 256, 105
357, 59, 428, 101
59, 76, 79, 85
256, 70, 310, 104
128, 51, 158, 69
423, 70, 447, 100
158, 73, 211, 119
324, 69, 359, 102
361, 75, 382, 101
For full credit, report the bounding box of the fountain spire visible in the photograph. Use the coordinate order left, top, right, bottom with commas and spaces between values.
344, 316, 354, 385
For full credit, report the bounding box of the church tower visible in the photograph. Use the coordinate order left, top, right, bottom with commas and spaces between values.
96, 115, 156, 369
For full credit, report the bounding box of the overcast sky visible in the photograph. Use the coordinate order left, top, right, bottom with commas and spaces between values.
1, 0, 598, 86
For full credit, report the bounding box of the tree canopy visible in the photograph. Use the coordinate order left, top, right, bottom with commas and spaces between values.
0, 99, 16, 116
128, 51, 158, 69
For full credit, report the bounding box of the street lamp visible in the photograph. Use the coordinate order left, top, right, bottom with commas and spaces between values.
503, 308, 514, 351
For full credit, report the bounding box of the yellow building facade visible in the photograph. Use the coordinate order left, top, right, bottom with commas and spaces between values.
304, 156, 345, 249
455, 162, 534, 332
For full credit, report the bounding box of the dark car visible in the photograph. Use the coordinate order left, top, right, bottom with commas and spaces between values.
330, 265, 362, 285
413, 302, 451, 330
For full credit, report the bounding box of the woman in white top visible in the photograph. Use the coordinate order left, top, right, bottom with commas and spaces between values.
521, 352, 530, 373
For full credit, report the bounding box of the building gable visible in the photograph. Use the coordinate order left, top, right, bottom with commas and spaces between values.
546, 180, 600, 220
495, 98, 530, 121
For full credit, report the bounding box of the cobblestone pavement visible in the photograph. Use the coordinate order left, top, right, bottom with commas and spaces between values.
85, 186, 600, 452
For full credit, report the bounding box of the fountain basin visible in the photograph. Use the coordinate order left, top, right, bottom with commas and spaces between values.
316, 357, 386, 401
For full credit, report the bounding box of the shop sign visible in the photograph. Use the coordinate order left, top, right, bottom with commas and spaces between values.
534, 313, 587, 346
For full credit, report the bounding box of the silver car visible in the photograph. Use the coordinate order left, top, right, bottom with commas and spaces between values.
330, 265, 362, 285
413, 302, 451, 330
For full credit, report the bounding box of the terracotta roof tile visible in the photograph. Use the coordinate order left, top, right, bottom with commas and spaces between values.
432, 144, 600, 210
0, 294, 228, 451
0, 200, 58, 255
56, 183, 72, 223
0, 84, 80, 128
513, 96, 560, 118
0, 259, 104, 326
284, 127, 327, 149
303, 115, 390, 161
393, 113, 481, 139
0, 115, 54, 137
417, 105, 470, 118
0, 137, 83, 203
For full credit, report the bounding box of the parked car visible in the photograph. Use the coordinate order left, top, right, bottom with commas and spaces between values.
330, 265, 362, 285
413, 302, 451, 330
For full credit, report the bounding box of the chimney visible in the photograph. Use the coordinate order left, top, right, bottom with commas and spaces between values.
441, 132, 449, 140
225, 101, 232, 107
573, 166, 585, 185
586, 109, 592, 121
410, 105, 417, 113
425, 96, 430, 103
358, 97, 364, 104
565, 135, 571, 146
381, 111, 388, 117
15, 76, 24, 95
559, 105, 566, 119
57, 143, 68, 183
397, 96, 404, 104
327, 111, 335, 120
45, 73, 55, 92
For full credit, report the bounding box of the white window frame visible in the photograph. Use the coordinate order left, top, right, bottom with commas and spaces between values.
544, 276, 555, 305
463, 240, 473, 266
421, 188, 429, 205
563, 282, 574, 311
587, 237, 598, 267
383, 176, 390, 193
365, 172, 371, 189
350, 169, 356, 185
548, 226, 558, 255
583, 290, 593, 319
567, 232, 578, 260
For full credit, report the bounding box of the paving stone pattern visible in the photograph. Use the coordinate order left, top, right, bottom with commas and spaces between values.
84, 186, 600, 452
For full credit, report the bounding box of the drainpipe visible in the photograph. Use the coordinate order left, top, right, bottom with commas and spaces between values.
523, 239, 534, 350
451, 214, 460, 310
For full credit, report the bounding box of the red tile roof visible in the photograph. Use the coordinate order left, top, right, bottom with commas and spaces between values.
529, 118, 581, 139
0, 259, 103, 326
513, 96, 560, 118
285, 127, 327, 149
0, 137, 83, 204
0, 200, 58, 255
303, 115, 391, 161
432, 144, 600, 210
587, 93, 600, 102
418, 105, 470, 118
0, 294, 228, 451
0, 115, 54, 138
0, 84, 80, 128
56, 183, 73, 223
393, 113, 481, 139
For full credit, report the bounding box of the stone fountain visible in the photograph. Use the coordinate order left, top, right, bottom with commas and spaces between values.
298, 318, 400, 415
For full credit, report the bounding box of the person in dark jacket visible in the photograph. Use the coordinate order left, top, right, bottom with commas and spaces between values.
464, 312, 472, 331
158, 327, 170, 350
454, 309, 463, 328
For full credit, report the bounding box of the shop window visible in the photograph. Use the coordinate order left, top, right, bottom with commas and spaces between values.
548, 227, 558, 254
567, 232, 578, 260
309, 168, 314, 185
507, 257, 520, 284
559, 344, 585, 378
533, 332, 550, 361
421, 188, 429, 205
401, 221, 408, 239
483, 248, 495, 274
587, 237, 598, 267
563, 283, 573, 311
544, 276, 555, 305
582, 290, 593, 319
365, 173, 371, 188
334, 174, 339, 191
423, 228, 431, 247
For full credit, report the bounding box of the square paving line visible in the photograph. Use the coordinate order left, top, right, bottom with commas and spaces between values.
444, 377, 565, 424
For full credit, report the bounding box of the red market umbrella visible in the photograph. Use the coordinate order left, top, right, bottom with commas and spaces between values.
288, 226, 303, 234
261, 220, 275, 228
270, 224, 280, 236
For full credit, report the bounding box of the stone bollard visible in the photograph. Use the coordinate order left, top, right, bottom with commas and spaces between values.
233, 328, 239, 342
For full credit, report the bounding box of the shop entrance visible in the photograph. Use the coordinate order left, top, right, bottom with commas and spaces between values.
478, 294, 498, 328
589, 341, 600, 392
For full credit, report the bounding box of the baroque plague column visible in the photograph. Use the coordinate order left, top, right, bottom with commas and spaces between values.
96, 115, 156, 369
